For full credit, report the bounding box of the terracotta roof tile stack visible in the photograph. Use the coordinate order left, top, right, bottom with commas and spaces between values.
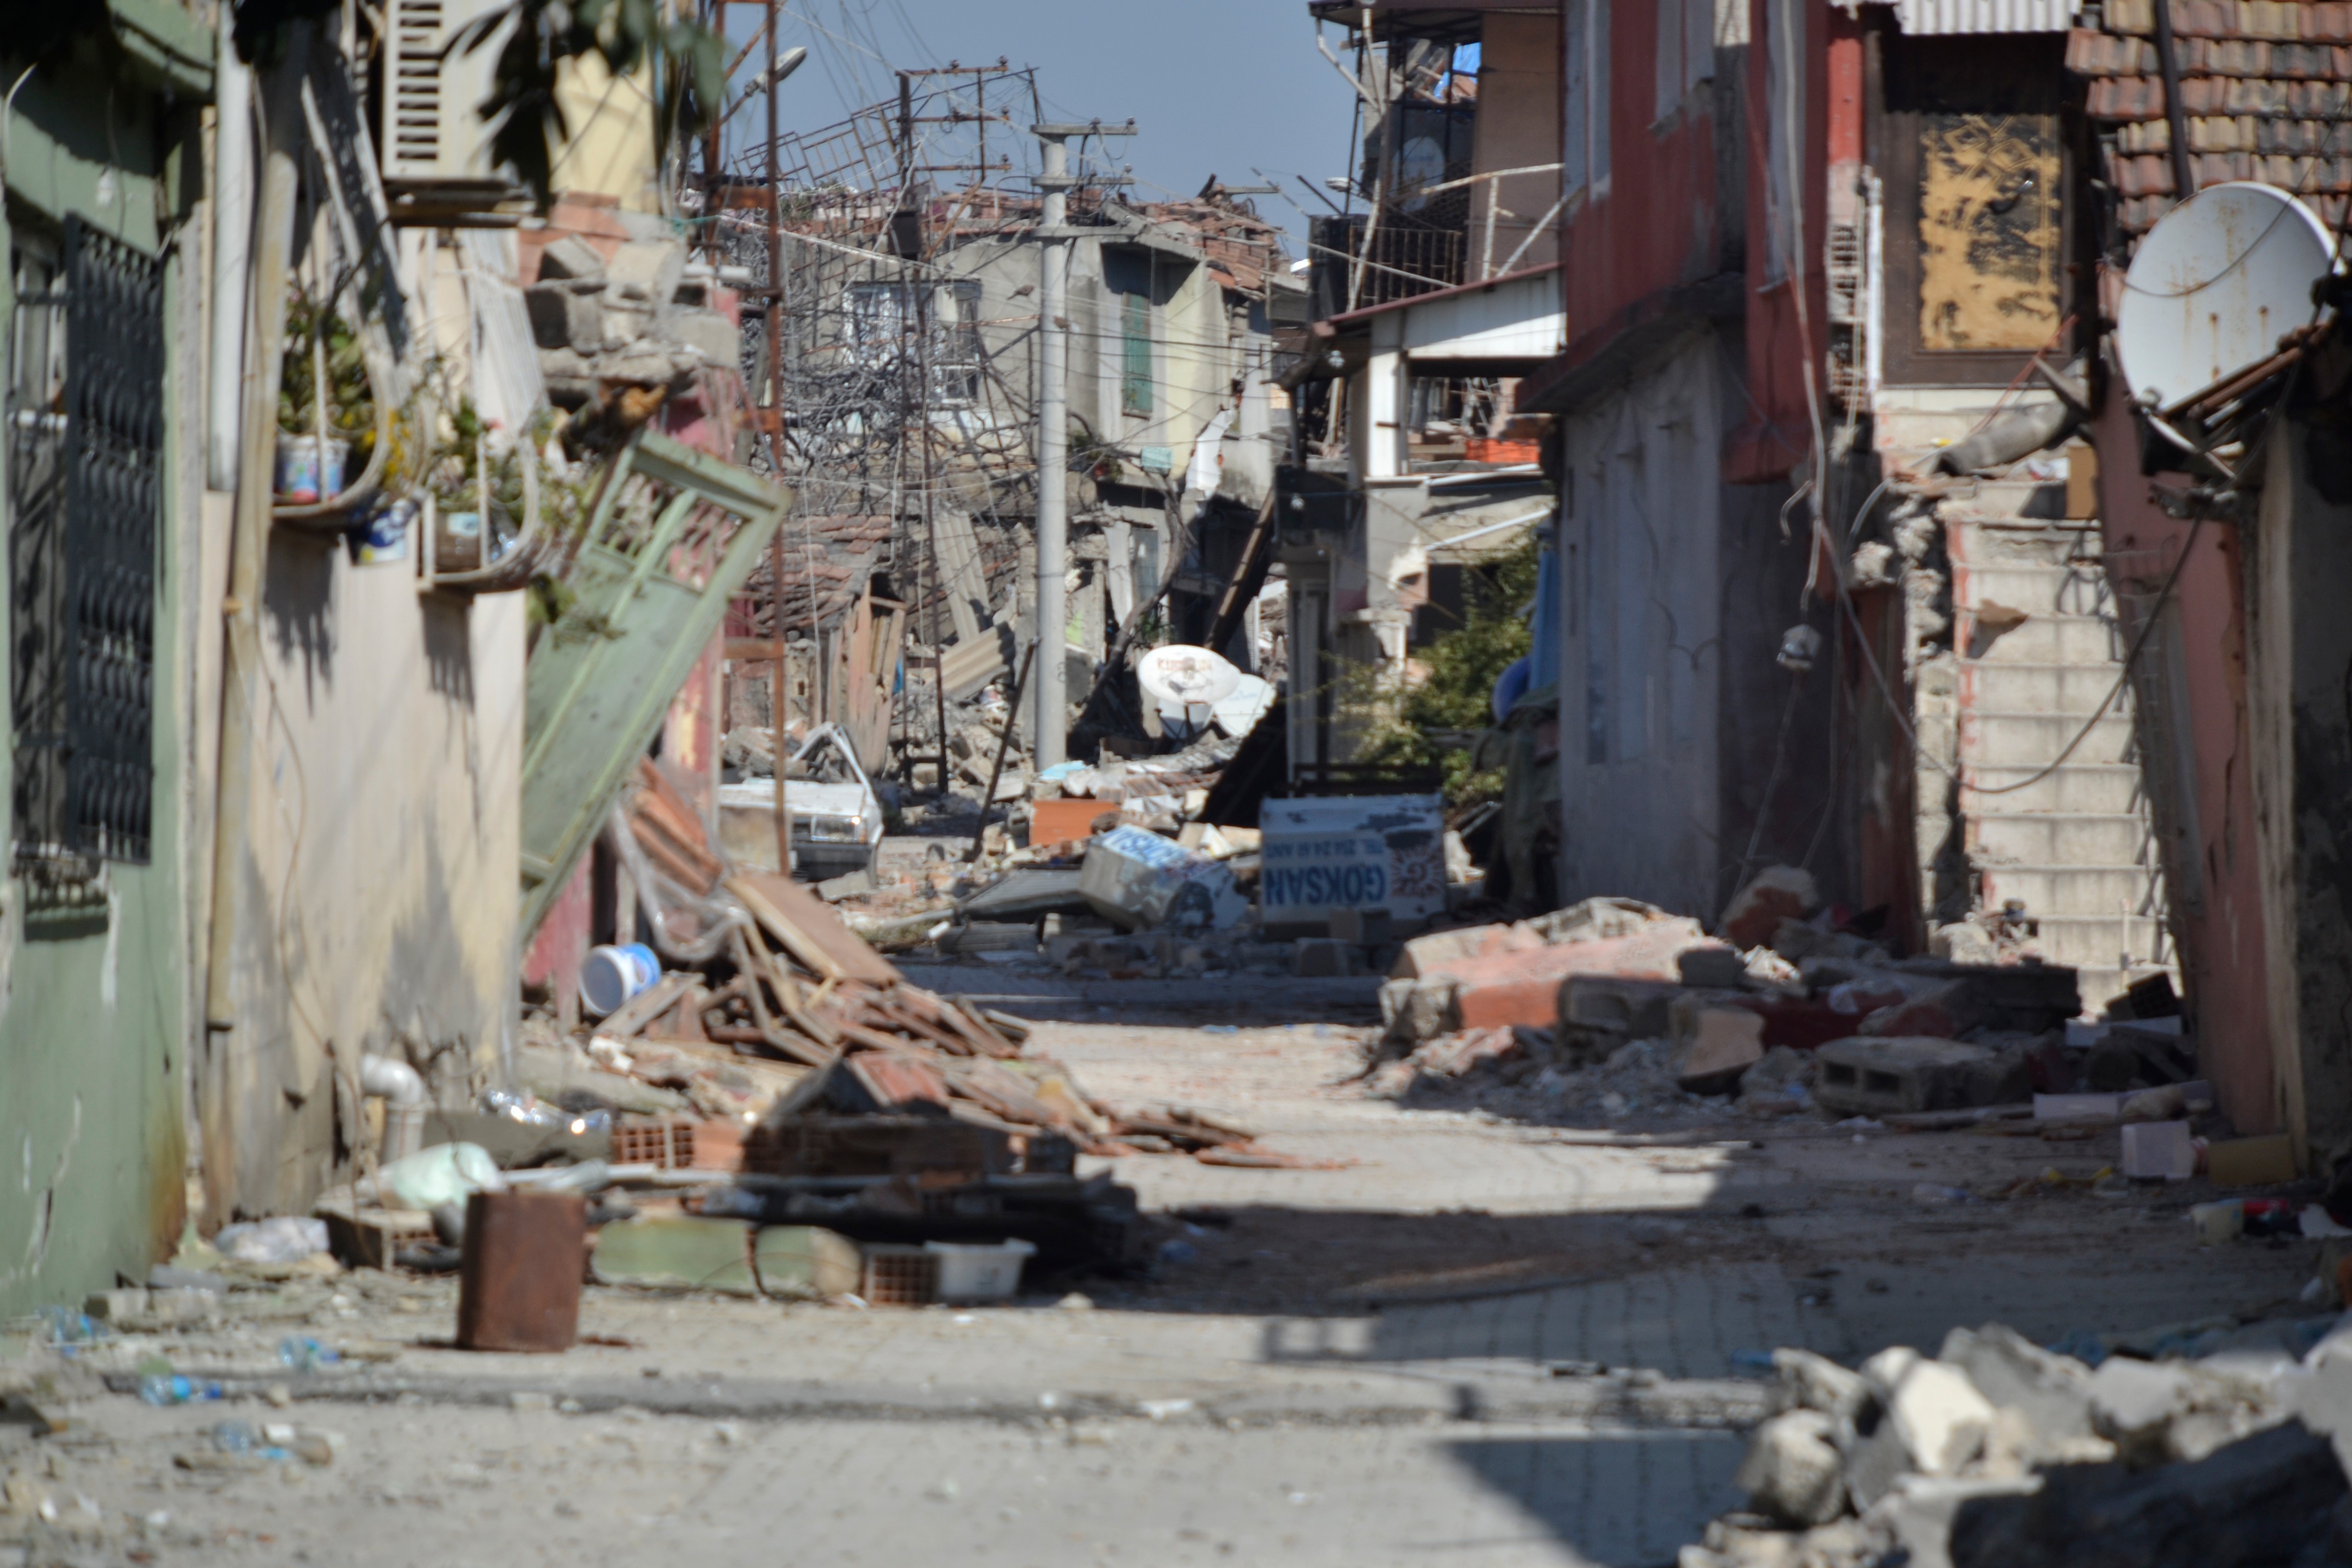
2073, 0, 2352, 237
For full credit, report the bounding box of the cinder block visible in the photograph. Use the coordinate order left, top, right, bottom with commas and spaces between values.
1556, 973, 1682, 1059
534, 233, 607, 283
1815, 1037, 2027, 1115
607, 238, 684, 306
524, 283, 604, 353
660, 306, 741, 363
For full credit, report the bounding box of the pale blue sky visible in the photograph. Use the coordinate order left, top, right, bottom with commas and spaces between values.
718, 0, 1363, 248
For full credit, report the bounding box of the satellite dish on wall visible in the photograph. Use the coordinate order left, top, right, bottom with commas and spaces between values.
2116, 181, 2337, 418
1137, 645, 1241, 710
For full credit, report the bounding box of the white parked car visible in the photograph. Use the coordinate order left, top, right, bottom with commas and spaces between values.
717, 723, 884, 881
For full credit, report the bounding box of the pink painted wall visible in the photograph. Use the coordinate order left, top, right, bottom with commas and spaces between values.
2090, 390, 2276, 1135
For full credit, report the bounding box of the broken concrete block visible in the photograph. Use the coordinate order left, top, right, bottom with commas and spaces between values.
2120, 1120, 2197, 1181
1929, 921, 1996, 965
1937, 1325, 2097, 1451
1526, 895, 1679, 944
2088, 1356, 2198, 1461
1735, 1408, 1847, 1526
591, 1215, 758, 1295
1814, 1038, 2028, 1116
524, 283, 605, 353
1395, 920, 1545, 978
1885, 1359, 1996, 1476
1379, 976, 1460, 1044
1720, 865, 1819, 949
661, 306, 741, 363
606, 238, 685, 307
1673, 1000, 1766, 1094
751, 1226, 862, 1300
1678, 944, 1749, 989
2209, 1133, 2297, 1187
1291, 937, 1355, 978
1774, 1348, 1870, 1422
82, 1287, 149, 1323
1079, 825, 1248, 932
535, 233, 607, 283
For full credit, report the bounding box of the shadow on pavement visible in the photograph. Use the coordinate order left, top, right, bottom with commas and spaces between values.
1439, 1430, 1746, 1566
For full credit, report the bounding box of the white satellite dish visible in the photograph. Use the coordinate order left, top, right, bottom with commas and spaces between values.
1136, 645, 1241, 710
2116, 181, 2337, 417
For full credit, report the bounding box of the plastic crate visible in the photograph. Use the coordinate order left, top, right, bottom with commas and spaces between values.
859, 1245, 939, 1307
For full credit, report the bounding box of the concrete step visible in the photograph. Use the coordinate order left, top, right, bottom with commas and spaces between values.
2026, 914, 2174, 972
1949, 519, 2100, 564
1971, 812, 2153, 866
1952, 564, 2119, 619
1960, 763, 2147, 815
1959, 661, 2135, 717
1958, 710, 2138, 768
1978, 863, 2166, 918
1961, 614, 2127, 666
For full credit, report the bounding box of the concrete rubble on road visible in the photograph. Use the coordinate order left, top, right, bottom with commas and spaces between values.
1685, 1317, 2352, 1568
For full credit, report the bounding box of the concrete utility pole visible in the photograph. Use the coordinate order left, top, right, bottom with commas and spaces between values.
1029, 119, 1133, 769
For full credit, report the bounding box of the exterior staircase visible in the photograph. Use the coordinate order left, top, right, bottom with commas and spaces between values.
1941, 477, 2175, 1012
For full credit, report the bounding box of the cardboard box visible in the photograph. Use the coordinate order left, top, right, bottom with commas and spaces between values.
2208, 1133, 2298, 1187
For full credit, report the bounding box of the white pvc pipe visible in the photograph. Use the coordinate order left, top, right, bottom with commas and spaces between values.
206, 28, 252, 492
359, 1054, 426, 1163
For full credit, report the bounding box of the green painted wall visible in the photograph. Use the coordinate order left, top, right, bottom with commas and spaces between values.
0, 41, 201, 1316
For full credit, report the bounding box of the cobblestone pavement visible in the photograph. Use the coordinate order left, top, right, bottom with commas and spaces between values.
0, 1008, 2319, 1567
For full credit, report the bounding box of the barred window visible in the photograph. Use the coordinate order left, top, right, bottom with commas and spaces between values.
7, 215, 163, 874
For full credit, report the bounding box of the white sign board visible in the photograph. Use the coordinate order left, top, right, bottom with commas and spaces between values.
1258, 795, 1448, 927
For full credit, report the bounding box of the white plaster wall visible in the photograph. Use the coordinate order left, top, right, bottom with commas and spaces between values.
1554, 336, 1724, 916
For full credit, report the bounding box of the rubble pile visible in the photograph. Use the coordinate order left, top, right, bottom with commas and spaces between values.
1685, 1317, 2352, 1568
1371, 869, 2138, 1132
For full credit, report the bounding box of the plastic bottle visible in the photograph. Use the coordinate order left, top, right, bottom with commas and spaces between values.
211, 1420, 257, 1455
137, 1375, 223, 1406
34, 1306, 103, 1346
277, 1336, 341, 1371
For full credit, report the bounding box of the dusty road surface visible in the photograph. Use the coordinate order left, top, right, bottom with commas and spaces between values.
1, 989, 2315, 1568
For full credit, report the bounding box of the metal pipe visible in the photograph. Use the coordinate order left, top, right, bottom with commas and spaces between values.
1033, 129, 1069, 769
2152, 0, 2197, 205
206, 30, 252, 491
765, 0, 789, 875
358, 1054, 427, 1163
204, 23, 311, 1035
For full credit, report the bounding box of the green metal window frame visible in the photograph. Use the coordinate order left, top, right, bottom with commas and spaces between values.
1120, 289, 1152, 418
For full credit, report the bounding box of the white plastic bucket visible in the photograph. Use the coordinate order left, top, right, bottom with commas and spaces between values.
580, 942, 659, 1017
924, 1238, 1036, 1303
275, 434, 348, 504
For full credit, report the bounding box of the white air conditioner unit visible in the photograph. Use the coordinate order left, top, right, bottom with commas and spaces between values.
379, 0, 510, 190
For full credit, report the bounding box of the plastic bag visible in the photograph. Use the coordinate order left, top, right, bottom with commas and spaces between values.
213, 1216, 330, 1264
375, 1142, 505, 1212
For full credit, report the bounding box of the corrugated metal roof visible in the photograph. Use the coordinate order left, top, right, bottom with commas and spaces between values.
1882, 0, 2077, 33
